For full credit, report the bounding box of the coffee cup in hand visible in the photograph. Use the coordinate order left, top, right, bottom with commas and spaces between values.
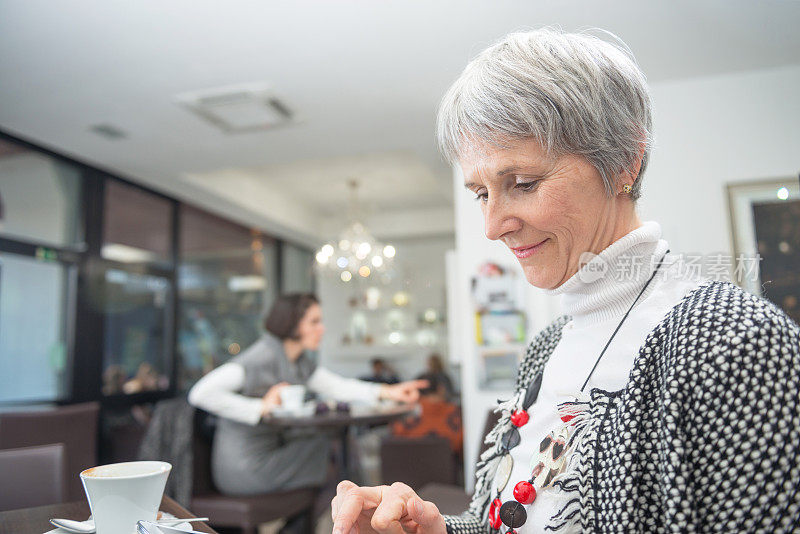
279, 384, 306, 411
80, 461, 171, 534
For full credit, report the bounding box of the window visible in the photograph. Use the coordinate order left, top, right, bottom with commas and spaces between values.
0, 253, 71, 402
102, 180, 173, 266
101, 269, 171, 396
0, 133, 309, 411
0, 138, 82, 247
281, 242, 315, 293
0, 137, 82, 403
177, 205, 277, 390
99, 179, 176, 397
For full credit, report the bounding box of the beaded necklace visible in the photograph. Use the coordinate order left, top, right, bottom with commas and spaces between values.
489, 252, 670, 533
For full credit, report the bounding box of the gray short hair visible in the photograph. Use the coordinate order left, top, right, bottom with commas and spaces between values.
436, 28, 653, 200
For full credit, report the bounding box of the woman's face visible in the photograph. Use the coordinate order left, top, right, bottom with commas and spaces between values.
296, 303, 325, 350
460, 138, 638, 289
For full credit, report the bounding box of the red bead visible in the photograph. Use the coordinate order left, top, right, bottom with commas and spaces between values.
510, 410, 529, 427
513, 481, 536, 504
488, 498, 502, 530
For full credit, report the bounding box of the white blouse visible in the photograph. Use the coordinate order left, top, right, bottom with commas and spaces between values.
499, 222, 704, 533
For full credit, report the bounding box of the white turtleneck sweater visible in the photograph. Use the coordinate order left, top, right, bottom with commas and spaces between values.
498, 222, 704, 533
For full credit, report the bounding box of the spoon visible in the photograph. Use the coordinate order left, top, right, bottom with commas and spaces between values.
49, 518, 94, 533
50, 517, 209, 533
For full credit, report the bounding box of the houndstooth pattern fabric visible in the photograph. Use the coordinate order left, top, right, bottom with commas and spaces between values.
443, 281, 800, 533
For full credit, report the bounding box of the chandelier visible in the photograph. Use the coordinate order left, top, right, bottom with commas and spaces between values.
315, 180, 396, 282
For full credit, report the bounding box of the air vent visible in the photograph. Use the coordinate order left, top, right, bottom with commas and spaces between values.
90, 123, 127, 139
175, 82, 297, 133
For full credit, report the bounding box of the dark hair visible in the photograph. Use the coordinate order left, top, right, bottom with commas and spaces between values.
428, 353, 445, 373
263, 293, 319, 341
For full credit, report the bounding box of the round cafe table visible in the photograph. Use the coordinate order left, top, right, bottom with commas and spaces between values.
263, 402, 416, 483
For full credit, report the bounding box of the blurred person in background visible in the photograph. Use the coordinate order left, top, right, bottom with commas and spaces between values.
188, 293, 426, 496
415, 353, 455, 401
391, 374, 463, 457
360, 357, 400, 384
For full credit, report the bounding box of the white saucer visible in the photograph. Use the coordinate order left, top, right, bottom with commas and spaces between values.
44, 512, 192, 534
270, 402, 315, 417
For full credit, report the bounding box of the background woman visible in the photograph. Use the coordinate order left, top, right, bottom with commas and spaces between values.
416, 353, 455, 400
189, 293, 426, 495
331, 28, 800, 533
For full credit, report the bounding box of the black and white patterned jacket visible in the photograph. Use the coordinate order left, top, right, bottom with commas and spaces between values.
444, 280, 800, 533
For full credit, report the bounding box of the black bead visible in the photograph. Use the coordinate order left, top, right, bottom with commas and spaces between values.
499, 500, 527, 528
500, 427, 520, 451
523, 372, 543, 410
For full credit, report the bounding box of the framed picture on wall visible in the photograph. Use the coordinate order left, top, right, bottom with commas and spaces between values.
474, 310, 526, 346
727, 176, 800, 324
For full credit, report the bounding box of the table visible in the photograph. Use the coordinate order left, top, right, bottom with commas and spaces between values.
265, 402, 414, 429
265, 403, 415, 483
0, 495, 218, 534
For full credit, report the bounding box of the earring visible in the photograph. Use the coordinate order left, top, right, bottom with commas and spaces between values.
622, 184, 632, 194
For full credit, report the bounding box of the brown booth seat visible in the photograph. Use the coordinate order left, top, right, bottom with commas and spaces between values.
380, 410, 501, 516
190, 411, 319, 534
380, 434, 457, 490
0, 402, 100, 501
0, 443, 67, 512
191, 489, 319, 532
418, 483, 472, 516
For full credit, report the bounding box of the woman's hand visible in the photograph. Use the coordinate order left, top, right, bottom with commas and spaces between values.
260, 381, 289, 416
332, 480, 446, 534
380, 379, 429, 404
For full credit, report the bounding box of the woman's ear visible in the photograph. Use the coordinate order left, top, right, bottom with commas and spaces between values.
617, 141, 645, 195
627, 141, 645, 184
630, 137, 648, 182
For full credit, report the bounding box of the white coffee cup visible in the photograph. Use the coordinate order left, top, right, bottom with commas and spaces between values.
80, 461, 171, 534
279, 384, 306, 411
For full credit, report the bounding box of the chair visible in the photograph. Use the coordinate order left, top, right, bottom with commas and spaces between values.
0, 443, 67, 511
0, 402, 100, 501
413, 409, 502, 515
380, 435, 456, 490
189, 411, 319, 534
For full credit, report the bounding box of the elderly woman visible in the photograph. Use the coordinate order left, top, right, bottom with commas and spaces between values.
331, 29, 800, 533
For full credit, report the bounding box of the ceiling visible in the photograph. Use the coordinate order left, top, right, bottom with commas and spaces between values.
1, 0, 799, 245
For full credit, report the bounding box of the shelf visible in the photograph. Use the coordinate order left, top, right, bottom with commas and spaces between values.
476, 343, 526, 353
327, 342, 445, 359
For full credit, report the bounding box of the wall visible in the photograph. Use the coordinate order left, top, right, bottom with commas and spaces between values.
641, 64, 800, 255
317, 234, 456, 387
451, 64, 800, 489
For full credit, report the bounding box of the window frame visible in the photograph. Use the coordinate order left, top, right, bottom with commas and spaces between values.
0, 129, 315, 411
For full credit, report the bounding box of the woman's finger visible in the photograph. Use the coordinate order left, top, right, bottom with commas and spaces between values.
371, 483, 415, 532
406, 497, 446, 533
407, 379, 429, 390
332, 480, 358, 521
401, 380, 429, 401
333, 485, 384, 534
